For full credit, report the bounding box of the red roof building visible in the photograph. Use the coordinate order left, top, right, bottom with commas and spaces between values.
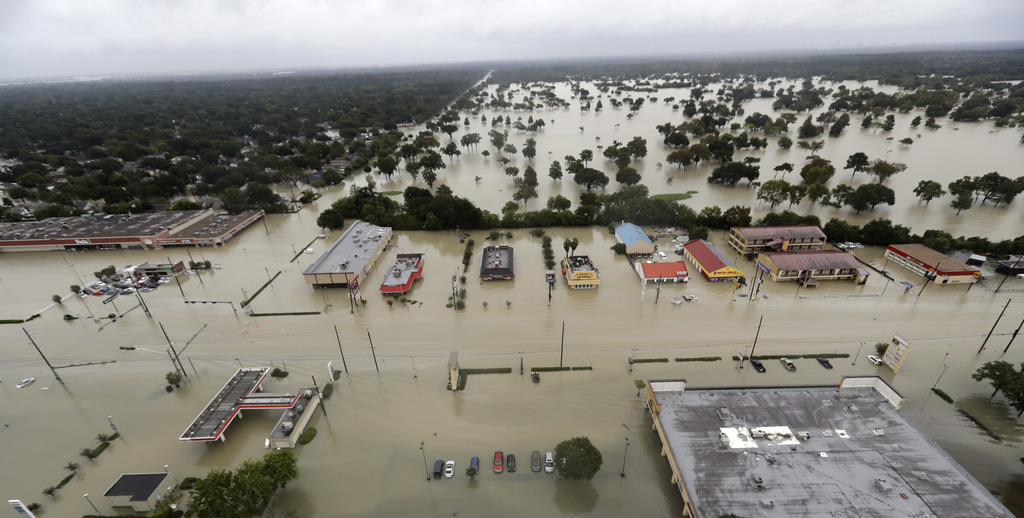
635, 261, 689, 283
682, 239, 743, 282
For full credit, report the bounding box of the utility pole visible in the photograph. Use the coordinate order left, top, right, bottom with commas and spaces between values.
310, 376, 327, 416
996, 255, 1023, 293
334, 325, 348, 373
978, 299, 1011, 354
1003, 314, 1024, 354
748, 315, 764, 362
159, 322, 187, 377
918, 262, 941, 297
367, 329, 379, 372
133, 286, 152, 318
171, 256, 186, 299
24, 327, 63, 385
559, 321, 565, 368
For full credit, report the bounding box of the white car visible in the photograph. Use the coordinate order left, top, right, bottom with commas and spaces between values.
867, 355, 884, 366
544, 452, 555, 473
16, 377, 35, 389
444, 460, 455, 478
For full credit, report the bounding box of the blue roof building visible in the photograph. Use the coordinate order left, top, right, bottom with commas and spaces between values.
615, 223, 656, 255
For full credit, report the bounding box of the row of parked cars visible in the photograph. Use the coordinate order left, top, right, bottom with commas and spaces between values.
432, 451, 555, 479
748, 355, 883, 373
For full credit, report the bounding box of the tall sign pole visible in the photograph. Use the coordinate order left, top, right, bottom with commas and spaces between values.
334, 325, 348, 373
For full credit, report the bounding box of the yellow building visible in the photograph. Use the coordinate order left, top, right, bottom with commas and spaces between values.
562, 255, 601, 289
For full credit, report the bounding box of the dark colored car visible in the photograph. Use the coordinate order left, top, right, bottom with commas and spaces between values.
531, 371, 540, 382
432, 459, 444, 479
750, 359, 766, 372
816, 357, 833, 369
507, 454, 517, 473
531, 451, 542, 472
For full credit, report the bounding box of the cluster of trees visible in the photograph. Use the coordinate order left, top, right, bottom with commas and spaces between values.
973, 361, 1024, 418
316, 180, 758, 238
0, 68, 481, 220
186, 450, 298, 517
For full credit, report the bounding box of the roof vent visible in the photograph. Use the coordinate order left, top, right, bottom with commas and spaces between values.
751, 474, 764, 489
716, 407, 735, 422
847, 404, 859, 414
797, 431, 811, 441
874, 477, 893, 495
760, 500, 774, 509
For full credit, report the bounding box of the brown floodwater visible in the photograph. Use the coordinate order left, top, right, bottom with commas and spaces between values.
2, 78, 1024, 516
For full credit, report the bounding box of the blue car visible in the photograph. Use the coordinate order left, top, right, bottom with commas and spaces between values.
470, 456, 479, 474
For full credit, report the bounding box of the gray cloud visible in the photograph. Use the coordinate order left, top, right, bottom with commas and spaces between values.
1, 0, 1022, 79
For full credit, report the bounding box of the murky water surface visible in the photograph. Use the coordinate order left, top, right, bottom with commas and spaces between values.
2, 79, 1024, 516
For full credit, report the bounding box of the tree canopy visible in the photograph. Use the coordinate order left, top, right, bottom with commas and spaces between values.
186, 450, 298, 518
554, 436, 603, 480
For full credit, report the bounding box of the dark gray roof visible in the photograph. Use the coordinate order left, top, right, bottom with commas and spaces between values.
649, 380, 1011, 517
104, 473, 168, 501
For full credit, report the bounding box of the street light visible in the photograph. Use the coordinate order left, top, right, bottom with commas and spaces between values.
107, 415, 119, 435
620, 438, 630, 477
84, 493, 99, 514
410, 356, 417, 378
853, 342, 865, 365
420, 441, 430, 480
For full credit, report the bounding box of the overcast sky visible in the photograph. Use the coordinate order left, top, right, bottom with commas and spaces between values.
1, 0, 1023, 80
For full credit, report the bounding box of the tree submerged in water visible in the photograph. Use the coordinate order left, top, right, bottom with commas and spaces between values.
553, 436, 603, 480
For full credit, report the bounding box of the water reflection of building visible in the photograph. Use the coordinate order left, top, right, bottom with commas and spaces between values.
728, 225, 826, 255
885, 244, 979, 284
644, 377, 1012, 518
562, 254, 600, 289
380, 253, 425, 295
302, 220, 393, 288
682, 239, 742, 282
480, 245, 515, 280
756, 250, 869, 285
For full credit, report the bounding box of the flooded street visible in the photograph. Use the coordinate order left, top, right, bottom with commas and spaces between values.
3, 78, 1024, 516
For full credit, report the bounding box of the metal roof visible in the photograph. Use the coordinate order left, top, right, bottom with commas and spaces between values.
683, 239, 736, 272
760, 250, 862, 271
615, 223, 653, 246
732, 226, 826, 241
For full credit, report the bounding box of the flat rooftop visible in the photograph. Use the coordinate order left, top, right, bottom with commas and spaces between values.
566, 255, 596, 272
303, 220, 391, 276
0, 209, 261, 243
103, 472, 169, 502
480, 245, 514, 277
648, 378, 1011, 517
180, 367, 300, 442
381, 253, 423, 288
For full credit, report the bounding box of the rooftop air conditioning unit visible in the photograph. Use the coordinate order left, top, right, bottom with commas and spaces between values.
281, 422, 293, 432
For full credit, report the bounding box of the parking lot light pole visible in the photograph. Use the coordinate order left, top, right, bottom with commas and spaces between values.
620, 438, 630, 477
420, 442, 430, 481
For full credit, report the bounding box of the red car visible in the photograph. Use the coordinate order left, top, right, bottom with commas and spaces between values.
493, 451, 503, 473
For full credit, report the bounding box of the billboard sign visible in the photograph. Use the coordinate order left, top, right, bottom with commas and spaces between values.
883, 333, 911, 373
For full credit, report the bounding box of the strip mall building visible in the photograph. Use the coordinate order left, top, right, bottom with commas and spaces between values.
885, 244, 979, 285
